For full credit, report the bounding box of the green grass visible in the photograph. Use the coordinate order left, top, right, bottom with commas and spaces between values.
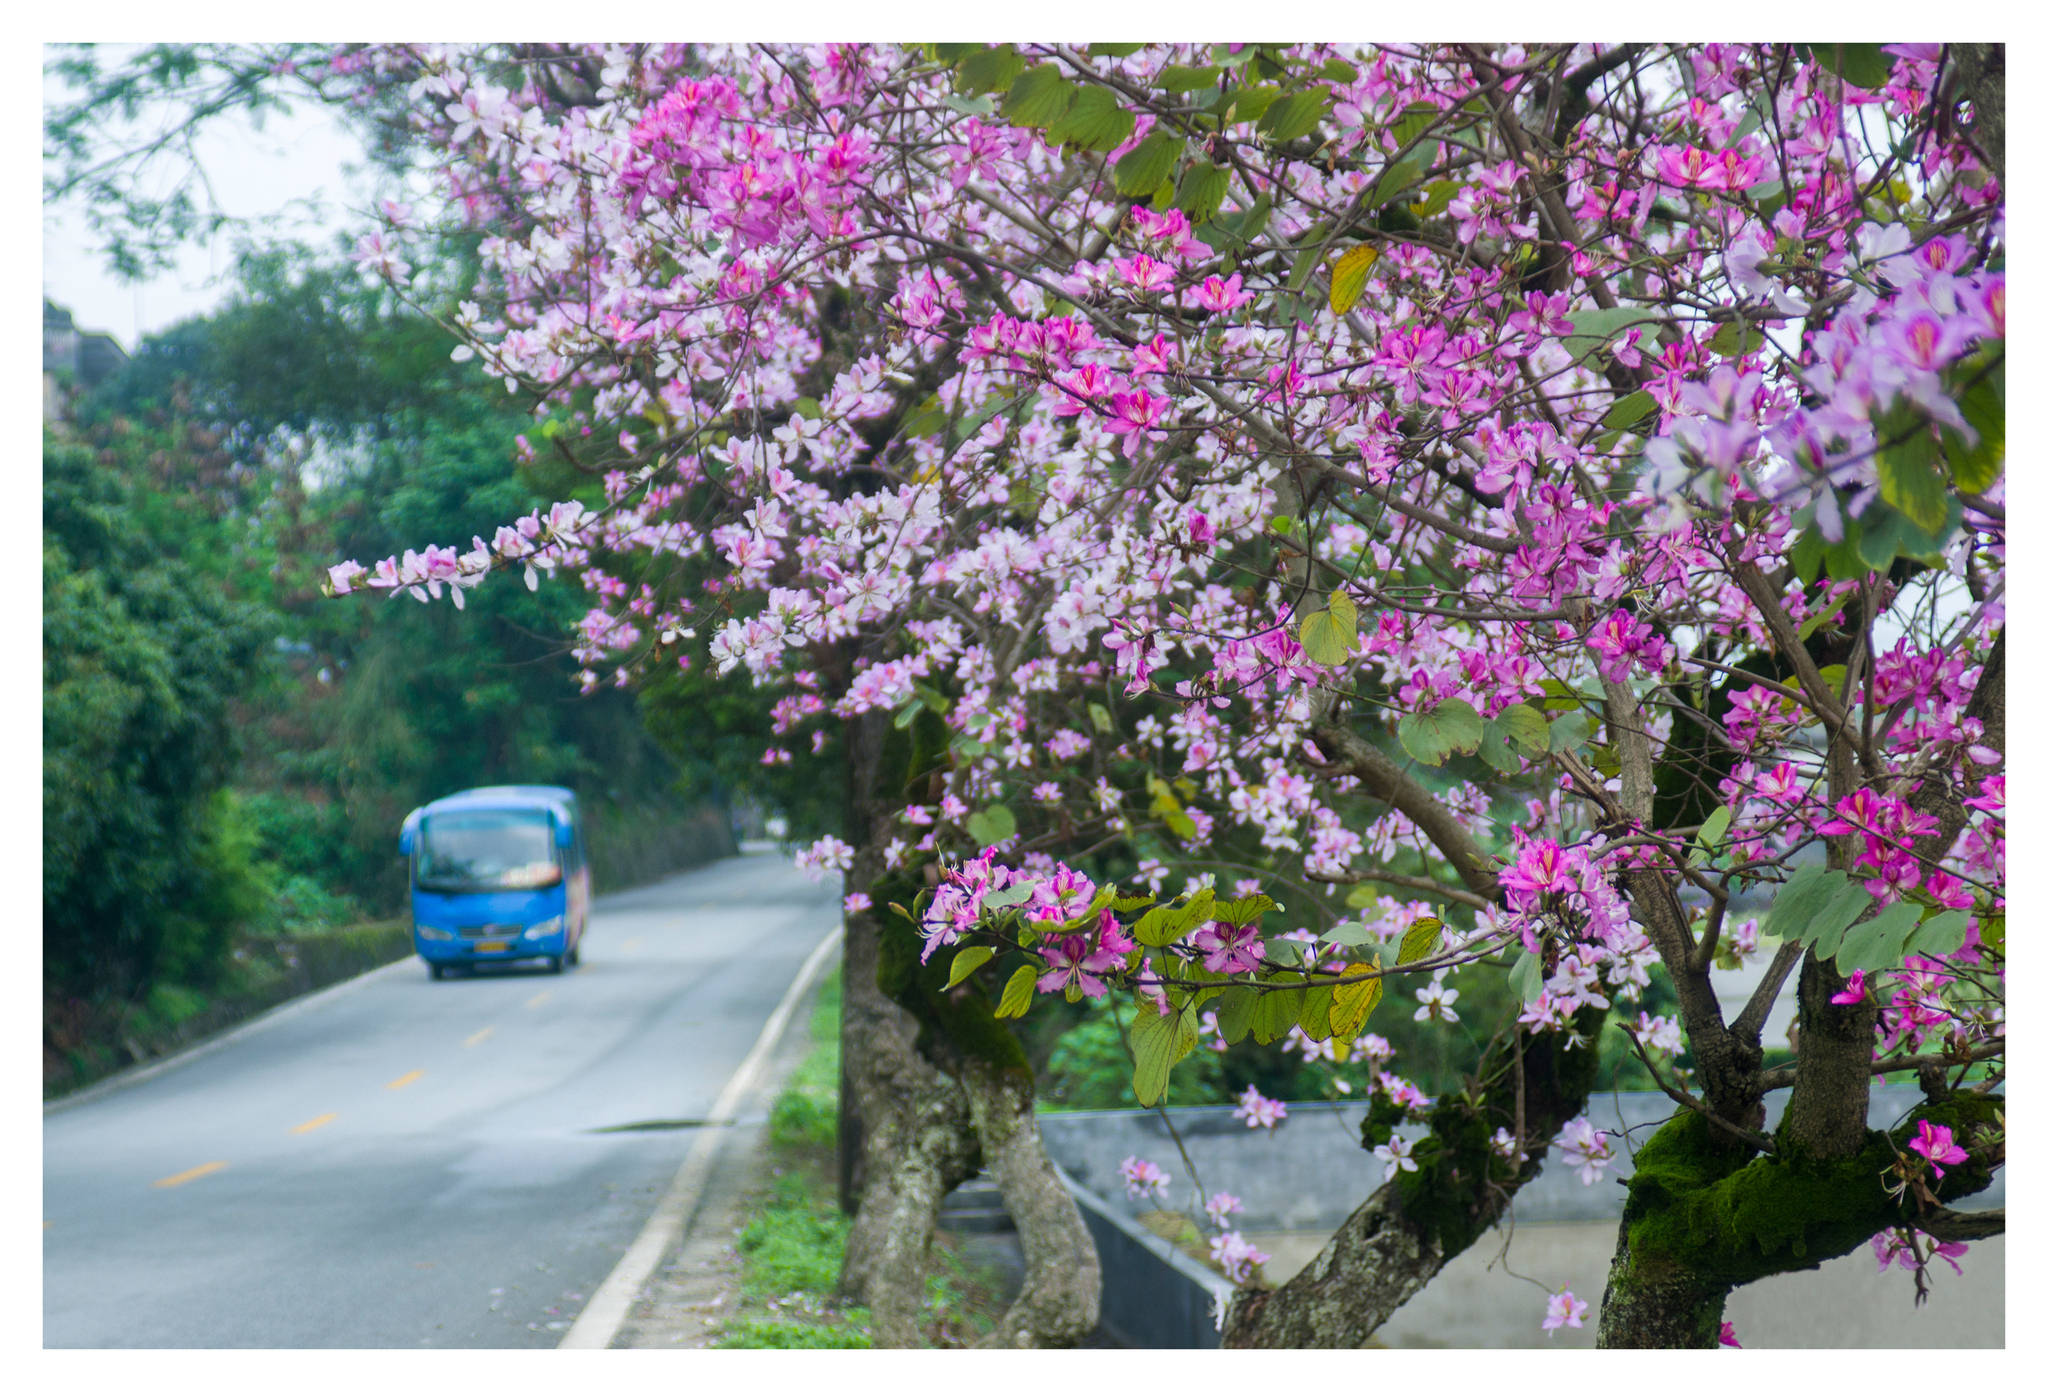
712, 968, 1010, 1349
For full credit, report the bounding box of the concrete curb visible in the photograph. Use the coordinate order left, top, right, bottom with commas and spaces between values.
558, 922, 844, 1350
42, 954, 422, 1117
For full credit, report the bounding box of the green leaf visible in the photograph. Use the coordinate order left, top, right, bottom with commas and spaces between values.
1561, 306, 1661, 365
1321, 920, 1381, 948
1830, 900, 1922, 973
1088, 702, 1114, 734
1250, 981, 1302, 1044
1298, 590, 1359, 665
1800, 42, 1895, 91
1947, 356, 2005, 494
1397, 917, 1443, 967
1213, 983, 1258, 1044
1708, 319, 1764, 358
1001, 64, 1076, 129
1476, 720, 1521, 776
1507, 949, 1544, 1003
965, 805, 1017, 846
980, 883, 1034, 911
1130, 1001, 1197, 1107
1789, 528, 1825, 588
1296, 984, 1337, 1040
1114, 128, 1184, 199
1204, 191, 1272, 253
1158, 63, 1222, 92
1407, 179, 1459, 222
1172, 160, 1231, 224
892, 696, 925, 730
1797, 586, 1854, 642
1602, 389, 1658, 433
994, 964, 1039, 1018
1219, 83, 1283, 125
1905, 909, 1970, 960
945, 945, 995, 989
1388, 101, 1441, 146
1697, 805, 1733, 849
1088, 43, 1146, 58
1548, 707, 1591, 755
1492, 702, 1550, 759
1258, 86, 1329, 144
1210, 893, 1278, 927
1797, 876, 1877, 959
1049, 84, 1136, 152
1328, 963, 1382, 1041
1878, 427, 1948, 533
957, 45, 1026, 97
1397, 697, 1484, 767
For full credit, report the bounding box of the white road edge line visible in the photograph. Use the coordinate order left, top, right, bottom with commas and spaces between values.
559, 922, 844, 1351
42, 955, 422, 1116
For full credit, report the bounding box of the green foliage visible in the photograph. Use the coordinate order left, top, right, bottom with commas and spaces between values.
43, 440, 272, 1001
737, 1189, 853, 1300
713, 1319, 874, 1349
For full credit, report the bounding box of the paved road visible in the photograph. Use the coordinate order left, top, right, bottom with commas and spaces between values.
43, 850, 838, 1348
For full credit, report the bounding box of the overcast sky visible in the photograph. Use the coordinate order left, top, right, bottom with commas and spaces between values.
41, 46, 378, 350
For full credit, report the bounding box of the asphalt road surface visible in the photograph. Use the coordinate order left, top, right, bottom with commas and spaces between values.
43, 849, 838, 1348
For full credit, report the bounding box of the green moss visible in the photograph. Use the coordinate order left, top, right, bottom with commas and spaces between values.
1622, 1093, 2005, 1288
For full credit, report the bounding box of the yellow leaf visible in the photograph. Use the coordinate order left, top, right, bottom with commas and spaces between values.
1328, 243, 1380, 315
1329, 958, 1383, 1041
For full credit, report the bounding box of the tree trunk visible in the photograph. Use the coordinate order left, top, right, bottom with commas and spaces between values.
959, 1054, 1101, 1347
834, 711, 981, 1344
1222, 1184, 1445, 1347
1595, 1220, 1726, 1348
1225, 1009, 1605, 1346
832, 707, 1100, 1347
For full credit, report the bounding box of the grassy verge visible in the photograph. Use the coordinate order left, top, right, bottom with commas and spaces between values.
710, 970, 1011, 1349
42, 919, 414, 1101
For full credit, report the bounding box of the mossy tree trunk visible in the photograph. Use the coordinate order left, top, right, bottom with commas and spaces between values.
1224, 1008, 1604, 1347
833, 709, 1100, 1348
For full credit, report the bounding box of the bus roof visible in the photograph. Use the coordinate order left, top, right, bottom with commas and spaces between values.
408, 785, 578, 823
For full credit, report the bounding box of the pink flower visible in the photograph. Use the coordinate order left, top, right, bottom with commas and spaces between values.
1231, 1084, 1287, 1129
1542, 1287, 1589, 1334
1719, 1321, 1742, 1347
1829, 969, 1868, 1006
842, 892, 872, 914
1208, 1230, 1269, 1283
1908, 1120, 1969, 1179
1119, 1155, 1169, 1198
1190, 920, 1266, 974
1204, 1192, 1243, 1227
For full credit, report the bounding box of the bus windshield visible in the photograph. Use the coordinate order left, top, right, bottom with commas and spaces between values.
416, 808, 561, 892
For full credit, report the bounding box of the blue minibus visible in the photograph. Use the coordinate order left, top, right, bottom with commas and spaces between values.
399, 785, 590, 979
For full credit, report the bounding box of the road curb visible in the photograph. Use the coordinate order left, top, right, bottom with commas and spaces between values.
41, 954, 422, 1117
558, 922, 844, 1350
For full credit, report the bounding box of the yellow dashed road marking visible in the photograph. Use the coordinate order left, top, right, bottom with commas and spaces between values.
154, 1162, 227, 1189
525, 992, 552, 1010
464, 1026, 494, 1047
386, 1070, 425, 1091
291, 1113, 338, 1135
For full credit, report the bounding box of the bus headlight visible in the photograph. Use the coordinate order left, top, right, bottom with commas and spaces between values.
416, 925, 455, 941
523, 916, 565, 940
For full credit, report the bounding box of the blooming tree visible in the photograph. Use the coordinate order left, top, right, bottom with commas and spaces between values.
76, 40, 2003, 1347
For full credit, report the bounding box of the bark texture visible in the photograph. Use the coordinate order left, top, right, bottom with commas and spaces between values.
959, 1056, 1102, 1347
834, 708, 1101, 1348
1224, 1008, 1604, 1347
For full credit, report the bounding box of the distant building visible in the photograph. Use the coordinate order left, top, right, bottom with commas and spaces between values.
43, 299, 129, 423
